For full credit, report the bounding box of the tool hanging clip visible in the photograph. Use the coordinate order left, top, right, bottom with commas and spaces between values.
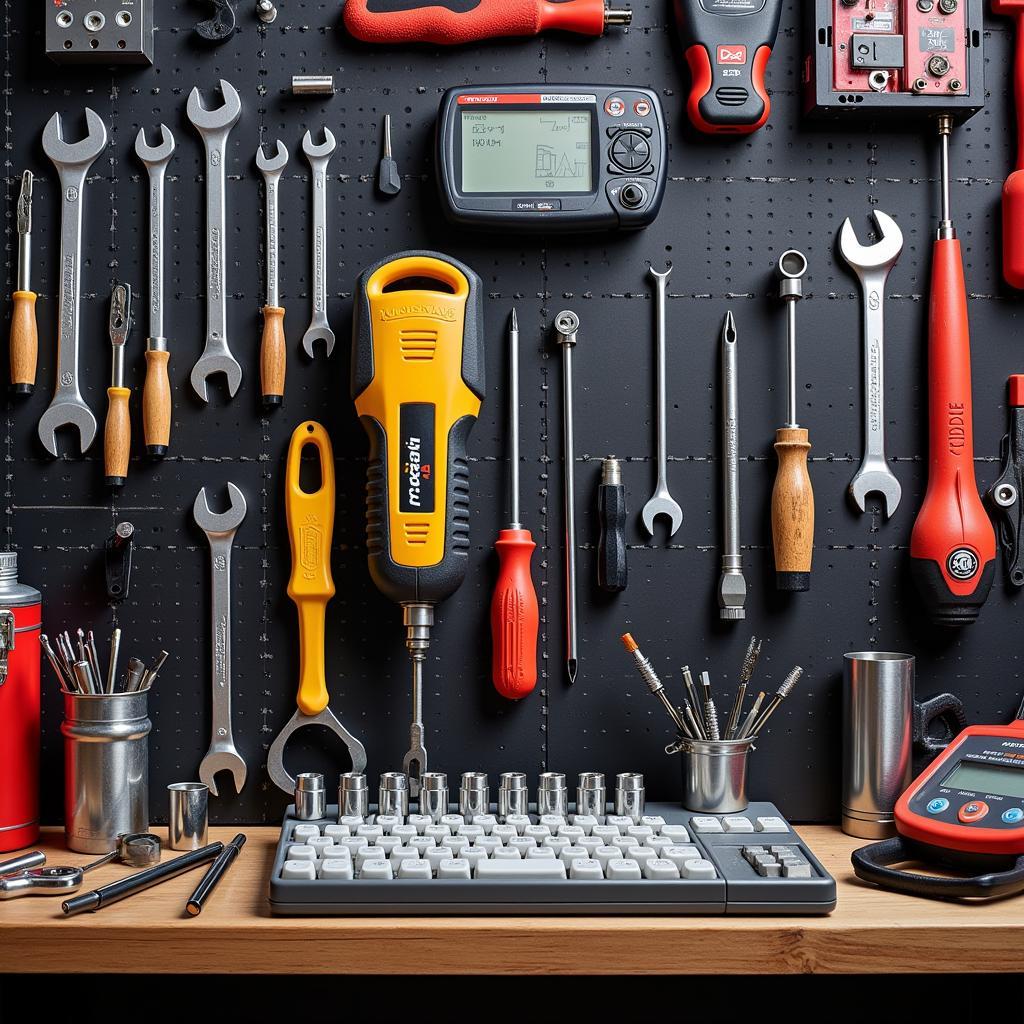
986, 375, 1024, 588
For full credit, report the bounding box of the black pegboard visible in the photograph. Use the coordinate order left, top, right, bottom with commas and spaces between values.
8, 3, 1024, 827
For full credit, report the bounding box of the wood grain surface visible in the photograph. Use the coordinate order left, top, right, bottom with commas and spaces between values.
2, 826, 1023, 975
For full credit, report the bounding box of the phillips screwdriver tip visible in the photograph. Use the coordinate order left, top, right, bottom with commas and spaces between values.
567, 659, 578, 684
723, 309, 736, 339
620, 632, 638, 653
510, 307, 518, 332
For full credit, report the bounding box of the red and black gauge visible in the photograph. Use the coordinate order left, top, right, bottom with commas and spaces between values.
673, 0, 782, 135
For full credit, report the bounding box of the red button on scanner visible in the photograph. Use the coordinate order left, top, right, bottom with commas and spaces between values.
958, 800, 989, 823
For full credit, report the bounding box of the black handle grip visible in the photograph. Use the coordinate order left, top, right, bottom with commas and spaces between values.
597, 476, 627, 593
914, 691, 967, 756
852, 836, 1024, 901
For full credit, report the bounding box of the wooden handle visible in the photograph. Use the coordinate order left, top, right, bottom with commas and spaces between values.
771, 426, 813, 590
9, 290, 37, 395
104, 386, 131, 486
260, 305, 286, 407
143, 348, 171, 456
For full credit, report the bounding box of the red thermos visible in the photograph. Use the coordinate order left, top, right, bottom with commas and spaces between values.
0, 552, 41, 852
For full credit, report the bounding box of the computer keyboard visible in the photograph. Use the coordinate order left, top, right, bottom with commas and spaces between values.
268, 799, 836, 915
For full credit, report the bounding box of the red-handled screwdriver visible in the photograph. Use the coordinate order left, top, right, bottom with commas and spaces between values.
491, 309, 539, 700
344, 0, 630, 46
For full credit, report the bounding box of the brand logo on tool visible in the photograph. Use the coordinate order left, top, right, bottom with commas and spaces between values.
400, 403, 436, 514
947, 402, 966, 456
379, 304, 456, 323
947, 547, 979, 581
717, 45, 746, 64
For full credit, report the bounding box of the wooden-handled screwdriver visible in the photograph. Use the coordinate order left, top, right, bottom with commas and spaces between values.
104, 284, 132, 489
256, 141, 289, 408
771, 250, 814, 592
10, 171, 37, 397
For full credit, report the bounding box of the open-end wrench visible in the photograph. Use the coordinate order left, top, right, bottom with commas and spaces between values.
838, 210, 904, 518
187, 80, 243, 401
256, 140, 289, 407
640, 266, 683, 538
301, 128, 336, 359
193, 483, 247, 798
134, 125, 175, 457
38, 108, 107, 457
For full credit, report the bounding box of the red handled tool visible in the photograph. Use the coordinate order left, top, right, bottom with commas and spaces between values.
993, 0, 1024, 288
910, 117, 995, 626
343, 0, 630, 45
673, 0, 782, 134
491, 309, 538, 700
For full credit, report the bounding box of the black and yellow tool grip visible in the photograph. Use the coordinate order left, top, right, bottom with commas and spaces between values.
351, 251, 485, 606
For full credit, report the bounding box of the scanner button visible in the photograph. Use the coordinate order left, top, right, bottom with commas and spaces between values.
958, 800, 989, 823
604, 96, 625, 116
1002, 807, 1024, 824
926, 798, 949, 814
633, 99, 652, 116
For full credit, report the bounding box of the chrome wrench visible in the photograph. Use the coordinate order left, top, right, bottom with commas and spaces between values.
187, 80, 243, 401
838, 210, 904, 517
38, 108, 108, 457
193, 483, 247, 797
301, 128, 336, 358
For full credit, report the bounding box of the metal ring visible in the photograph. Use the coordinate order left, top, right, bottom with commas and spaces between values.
116, 832, 162, 867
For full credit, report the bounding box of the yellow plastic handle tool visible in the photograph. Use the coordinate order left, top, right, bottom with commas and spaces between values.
285, 421, 336, 716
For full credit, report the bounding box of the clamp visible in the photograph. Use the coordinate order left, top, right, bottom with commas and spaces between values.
987, 375, 1024, 587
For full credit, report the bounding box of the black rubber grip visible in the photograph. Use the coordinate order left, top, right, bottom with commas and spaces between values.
597, 481, 627, 593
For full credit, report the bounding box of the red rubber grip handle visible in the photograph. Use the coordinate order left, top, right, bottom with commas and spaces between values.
344, 0, 606, 44
490, 528, 539, 700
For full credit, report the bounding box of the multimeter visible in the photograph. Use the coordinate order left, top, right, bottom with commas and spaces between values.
435, 85, 667, 232
854, 695, 1024, 899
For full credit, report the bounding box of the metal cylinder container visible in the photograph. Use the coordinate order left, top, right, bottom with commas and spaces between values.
679, 738, 753, 814
294, 772, 326, 821
63, 689, 151, 853
614, 772, 645, 822
842, 651, 915, 839
338, 772, 368, 820
0, 553, 41, 852
419, 771, 448, 823
575, 771, 606, 820
459, 771, 489, 820
537, 772, 568, 818
168, 782, 209, 850
378, 771, 409, 818
498, 772, 528, 821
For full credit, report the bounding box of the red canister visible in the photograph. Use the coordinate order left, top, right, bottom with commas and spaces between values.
0, 552, 42, 852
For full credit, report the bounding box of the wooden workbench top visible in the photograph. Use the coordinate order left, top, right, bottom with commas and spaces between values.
2, 825, 1022, 975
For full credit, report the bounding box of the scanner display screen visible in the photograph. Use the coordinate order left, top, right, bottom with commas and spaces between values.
940, 760, 1024, 800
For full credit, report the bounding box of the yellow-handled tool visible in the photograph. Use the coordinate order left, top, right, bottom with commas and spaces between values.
10, 171, 37, 397
266, 421, 366, 793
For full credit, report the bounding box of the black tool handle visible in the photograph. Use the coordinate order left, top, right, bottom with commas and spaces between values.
597, 471, 627, 593
914, 692, 967, 757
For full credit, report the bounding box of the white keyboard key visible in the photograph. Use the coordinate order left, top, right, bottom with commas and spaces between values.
281, 860, 316, 881
605, 858, 642, 880
459, 847, 487, 871
286, 843, 318, 862
610, 835, 637, 853
558, 825, 585, 843
439, 835, 469, 854
559, 844, 590, 866
376, 836, 402, 856
397, 859, 432, 879
492, 845, 522, 860
474, 835, 502, 856
525, 845, 556, 859
360, 860, 393, 880
472, 814, 497, 834
425, 847, 450, 874
542, 836, 571, 855
319, 857, 354, 880
681, 858, 717, 880
509, 836, 537, 854
356, 846, 386, 870
392, 824, 417, 844
570, 857, 604, 880
426, 824, 451, 843
754, 816, 789, 834
437, 857, 472, 879
409, 836, 436, 855
626, 825, 654, 842
356, 824, 384, 841
475, 858, 567, 880
441, 813, 465, 831
572, 814, 598, 835
323, 824, 351, 842
660, 824, 690, 843
492, 824, 517, 844
594, 845, 624, 871
662, 845, 702, 871
644, 857, 680, 880
308, 836, 335, 857
626, 846, 657, 869
644, 835, 673, 854
640, 815, 666, 833
457, 824, 485, 840
390, 846, 421, 868
524, 824, 551, 842
376, 814, 402, 835
339, 836, 368, 856
292, 823, 321, 842
339, 814, 364, 829
505, 814, 531, 835
592, 824, 619, 844
783, 861, 812, 879
756, 860, 782, 878
690, 816, 724, 834
540, 815, 566, 832
606, 815, 632, 834
578, 836, 604, 856
723, 816, 755, 833
408, 814, 432, 834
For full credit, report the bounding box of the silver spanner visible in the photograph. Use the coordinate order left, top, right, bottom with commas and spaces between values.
134, 124, 175, 457
838, 210, 904, 517
193, 483, 247, 797
39, 108, 108, 457
301, 128, 336, 358
187, 80, 243, 401
640, 266, 683, 538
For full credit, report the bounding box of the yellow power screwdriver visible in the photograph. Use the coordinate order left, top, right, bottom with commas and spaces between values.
352, 251, 484, 796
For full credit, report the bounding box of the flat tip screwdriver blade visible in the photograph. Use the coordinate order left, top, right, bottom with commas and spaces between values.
567, 659, 578, 685
377, 114, 401, 196
510, 307, 518, 332
16, 171, 32, 235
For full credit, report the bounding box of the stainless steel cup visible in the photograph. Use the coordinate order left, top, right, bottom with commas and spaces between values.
575, 772, 606, 820
679, 737, 753, 813
459, 771, 489, 820
614, 772, 645, 822
419, 772, 448, 823
294, 772, 326, 821
842, 651, 914, 839
62, 690, 151, 854
498, 772, 528, 821
378, 771, 409, 818
537, 772, 568, 818
168, 782, 209, 850
338, 772, 368, 820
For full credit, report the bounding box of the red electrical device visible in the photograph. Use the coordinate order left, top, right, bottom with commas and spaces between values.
0, 552, 42, 853
992, 0, 1024, 289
